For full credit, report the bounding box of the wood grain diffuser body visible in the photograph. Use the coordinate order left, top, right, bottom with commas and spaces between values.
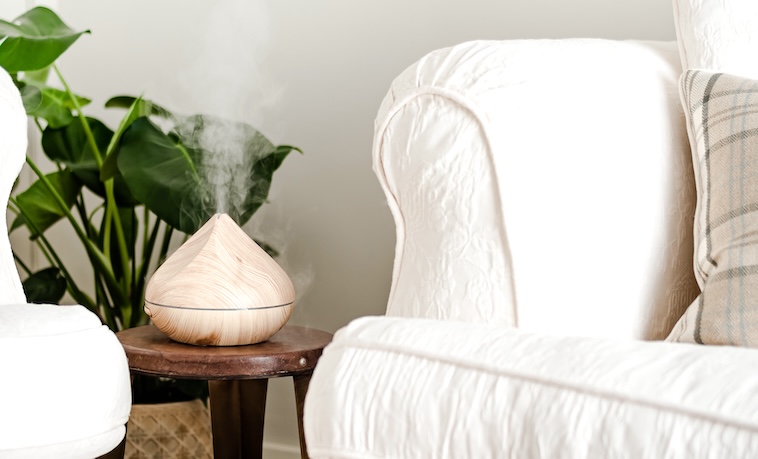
144, 213, 294, 346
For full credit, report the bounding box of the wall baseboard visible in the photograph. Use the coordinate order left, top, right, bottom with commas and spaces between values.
263, 441, 301, 459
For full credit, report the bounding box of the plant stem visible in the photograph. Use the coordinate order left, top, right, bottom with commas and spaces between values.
23, 157, 128, 307
142, 206, 150, 263
158, 225, 174, 267
100, 166, 133, 290
94, 273, 117, 330
37, 235, 97, 311
135, 213, 162, 324
12, 253, 32, 277
25, 158, 102, 260
52, 65, 103, 166
175, 142, 200, 178
140, 213, 161, 278
130, 210, 136, 298
9, 197, 97, 312
53, 64, 132, 290
102, 202, 113, 268
75, 195, 95, 240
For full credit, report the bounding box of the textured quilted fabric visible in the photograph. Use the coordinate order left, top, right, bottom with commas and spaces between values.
673, 0, 758, 76
373, 39, 699, 339
306, 316, 758, 458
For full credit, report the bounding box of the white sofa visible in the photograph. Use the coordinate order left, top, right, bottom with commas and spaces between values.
304, 2, 758, 457
0, 68, 131, 457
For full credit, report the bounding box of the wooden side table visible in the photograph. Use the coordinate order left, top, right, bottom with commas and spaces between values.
116, 324, 332, 459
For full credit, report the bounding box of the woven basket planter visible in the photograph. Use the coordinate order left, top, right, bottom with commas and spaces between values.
125, 399, 212, 459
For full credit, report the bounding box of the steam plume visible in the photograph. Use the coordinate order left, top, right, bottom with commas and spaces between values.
178, 0, 282, 216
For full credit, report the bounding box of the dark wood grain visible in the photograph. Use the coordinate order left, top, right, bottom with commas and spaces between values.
116, 324, 331, 459
209, 379, 268, 459
117, 325, 332, 380
294, 373, 312, 459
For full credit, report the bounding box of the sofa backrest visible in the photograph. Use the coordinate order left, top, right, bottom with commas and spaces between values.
373, 39, 700, 340
0, 67, 30, 305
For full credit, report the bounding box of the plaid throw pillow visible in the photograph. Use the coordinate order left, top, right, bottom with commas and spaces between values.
668, 70, 758, 347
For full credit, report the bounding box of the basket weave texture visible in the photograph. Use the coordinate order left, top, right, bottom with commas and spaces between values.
125, 399, 212, 459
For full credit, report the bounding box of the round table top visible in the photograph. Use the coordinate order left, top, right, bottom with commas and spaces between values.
117, 324, 333, 380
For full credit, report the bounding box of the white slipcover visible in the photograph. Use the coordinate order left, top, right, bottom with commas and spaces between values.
673, 0, 758, 78
0, 68, 131, 458
307, 317, 758, 458
304, 39, 758, 458
375, 39, 698, 339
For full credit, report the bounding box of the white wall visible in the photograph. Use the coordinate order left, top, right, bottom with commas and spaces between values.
8, 0, 676, 454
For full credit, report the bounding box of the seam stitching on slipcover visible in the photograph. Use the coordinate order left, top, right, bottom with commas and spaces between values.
332, 338, 758, 434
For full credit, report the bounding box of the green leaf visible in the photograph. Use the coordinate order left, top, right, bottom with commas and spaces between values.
14, 76, 90, 128
41, 85, 90, 110
176, 115, 298, 226
31, 86, 90, 128
117, 117, 209, 234
41, 117, 136, 205
24, 67, 51, 85
12, 170, 82, 235
239, 143, 301, 224
18, 82, 42, 112
105, 95, 174, 119
23, 267, 67, 304
33, 94, 72, 128
254, 239, 279, 258
101, 206, 137, 282
0, 7, 90, 72
101, 96, 160, 181
117, 115, 298, 234
30, 87, 73, 127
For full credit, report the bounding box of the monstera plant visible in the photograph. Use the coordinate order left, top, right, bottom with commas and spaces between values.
2, 7, 299, 402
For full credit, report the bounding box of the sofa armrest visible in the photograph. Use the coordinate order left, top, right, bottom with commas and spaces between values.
305, 317, 758, 458
373, 39, 699, 339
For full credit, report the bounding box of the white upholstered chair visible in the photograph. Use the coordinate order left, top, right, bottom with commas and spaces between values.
303, 1, 758, 457
0, 67, 131, 458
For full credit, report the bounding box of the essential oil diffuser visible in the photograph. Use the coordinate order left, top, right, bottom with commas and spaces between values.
144, 213, 294, 346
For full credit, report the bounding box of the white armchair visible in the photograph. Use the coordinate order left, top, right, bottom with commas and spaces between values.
0, 68, 131, 457
303, 4, 758, 457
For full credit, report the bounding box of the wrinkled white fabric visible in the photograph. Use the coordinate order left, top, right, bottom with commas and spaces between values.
373, 39, 698, 340
304, 38, 742, 458
306, 316, 758, 458
0, 428, 126, 459
673, 0, 758, 77
0, 305, 131, 457
0, 303, 102, 337
0, 66, 28, 305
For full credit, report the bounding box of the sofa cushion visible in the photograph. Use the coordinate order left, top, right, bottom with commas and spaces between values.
673, 0, 758, 76
306, 316, 758, 458
0, 304, 132, 458
0, 303, 102, 337
667, 70, 758, 347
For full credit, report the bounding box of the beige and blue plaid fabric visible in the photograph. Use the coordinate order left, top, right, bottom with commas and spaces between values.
668, 70, 758, 347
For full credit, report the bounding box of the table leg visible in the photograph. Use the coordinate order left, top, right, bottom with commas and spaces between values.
293, 372, 313, 459
209, 379, 268, 459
